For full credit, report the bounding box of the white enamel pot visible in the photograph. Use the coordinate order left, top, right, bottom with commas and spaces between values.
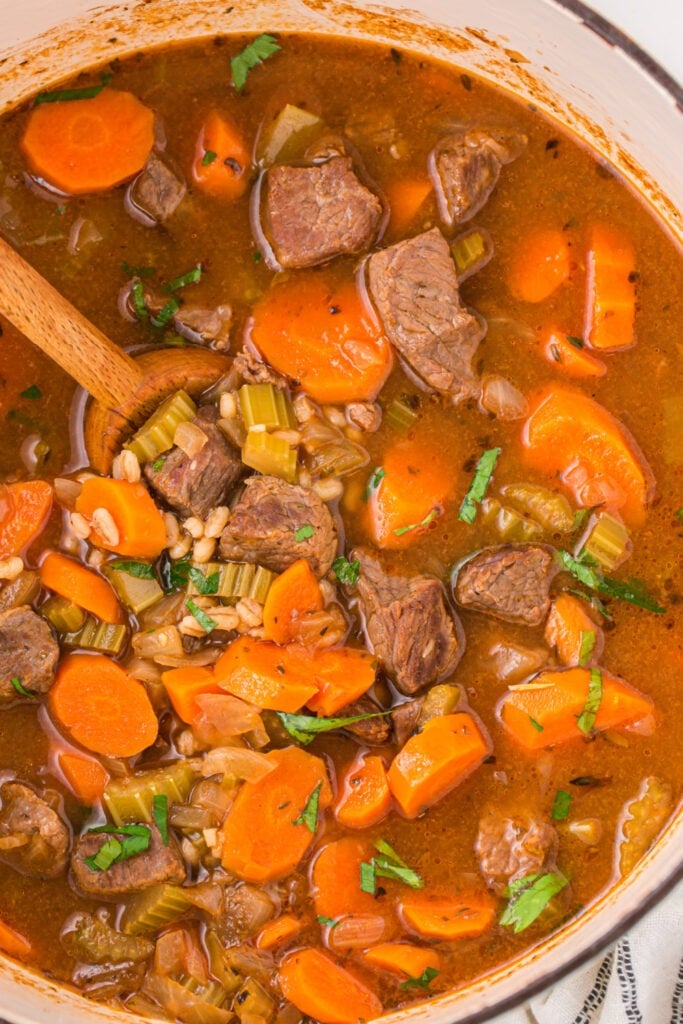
0, 2, 681, 1023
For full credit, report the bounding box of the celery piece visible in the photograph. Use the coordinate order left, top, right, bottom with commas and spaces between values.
257, 103, 324, 165
384, 398, 418, 432
233, 978, 276, 1021
120, 883, 193, 935
418, 684, 461, 725
502, 483, 574, 534
62, 616, 128, 655
104, 564, 163, 614
41, 595, 86, 634
103, 762, 195, 826
242, 429, 297, 482
238, 383, 295, 431
205, 930, 243, 994
187, 561, 276, 605
452, 227, 492, 279
582, 512, 630, 571
62, 912, 154, 963
180, 977, 230, 1010
125, 390, 197, 465
480, 497, 542, 543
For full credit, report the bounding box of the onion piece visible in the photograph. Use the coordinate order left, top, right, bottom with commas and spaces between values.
192, 694, 264, 746
141, 974, 231, 1024
201, 746, 275, 783
174, 421, 208, 458
480, 374, 528, 420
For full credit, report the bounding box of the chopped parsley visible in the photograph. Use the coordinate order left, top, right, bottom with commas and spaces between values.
276, 709, 390, 746
294, 524, 315, 542
577, 667, 603, 735
151, 455, 166, 473
121, 261, 156, 279
34, 72, 112, 105
556, 550, 665, 614
153, 795, 169, 846
360, 838, 424, 895
393, 507, 440, 537
188, 566, 220, 595
399, 967, 440, 991
10, 677, 33, 698
151, 297, 180, 329
528, 716, 544, 733
130, 279, 148, 320
111, 560, 156, 579
332, 555, 361, 586
292, 782, 322, 834
578, 629, 596, 666
566, 335, 585, 349
676, 508, 683, 522
500, 871, 569, 933
363, 466, 386, 501
164, 266, 202, 292
458, 447, 501, 524
185, 598, 217, 634
201, 150, 218, 166
20, 384, 42, 400
551, 790, 572, 821
84, 824, 151, 872
167, 556, 191, 590
230, 34, 281, 92
316, 915, 337, 928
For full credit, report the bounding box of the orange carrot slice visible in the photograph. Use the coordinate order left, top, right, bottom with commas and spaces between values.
363, 942, 440, 979
507, 228, 572, 302
161, 665, 223, 724
385, 178, 432, 234
40, 551, 123, 624
214, 638, 320, 712
335, 754, 392, 830
255, 914, 304, 950
304, 646, 377, 716
75, 477, 167, 558
0, 480, 53, 558
279, 948, 383, 1024
57, 750, 109, 804
585, 224, 636, 350
262, 558, 324, 644
542, 328, 606, 378
192, 110, 251, 199
311, 837, 381, 920
545, 593, 604, 666
0, 918, 32, 959
400, 890, 496, 940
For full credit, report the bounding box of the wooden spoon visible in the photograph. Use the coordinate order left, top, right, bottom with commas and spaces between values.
0, 236, 230, 471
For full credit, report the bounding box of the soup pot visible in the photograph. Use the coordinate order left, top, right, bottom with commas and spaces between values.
0, 1, 681, 1022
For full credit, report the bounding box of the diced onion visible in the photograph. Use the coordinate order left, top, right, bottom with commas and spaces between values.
481, 374, 528, 420
193, 694, 265, 746
201, 747, 275, 783
174, 421, 208, 458
567, 818, 603, 846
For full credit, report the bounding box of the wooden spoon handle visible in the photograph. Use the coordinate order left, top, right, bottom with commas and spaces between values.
0, 235, 142, 408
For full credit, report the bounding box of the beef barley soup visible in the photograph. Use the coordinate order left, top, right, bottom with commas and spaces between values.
0, 31, 681, 1024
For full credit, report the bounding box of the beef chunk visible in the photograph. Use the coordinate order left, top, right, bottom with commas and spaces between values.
391, 698, 424, 747
367, 228, 484, 402
475, 810, 558, 895
346, 401, 382, 433
232, 348, 288, 390
219, 475, 337, 577
340, 694, 392, 745
0, 782, 69, 879
351, 547, 463, 695
263, 156, 382, 268
144, 405, 243, 519
71, 824, 185, 897
174, 305, 232, 349
429, 129, 526, 225
0, 605, 58, 702
129, 152, 187, 223
453, 543, 557, 626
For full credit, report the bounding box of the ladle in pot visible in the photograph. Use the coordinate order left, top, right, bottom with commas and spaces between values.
0, 236, 230, 471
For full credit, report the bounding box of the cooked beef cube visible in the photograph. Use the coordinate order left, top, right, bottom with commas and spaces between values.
219, 475, 337, 577
346, 401, 382, 432
429, 129, 526, 225
367, 228, 484, 402
71, 824, 185, 897
475, 810, 558, 895
129, 152, 186, 223
453, 543, 557, 626
351, 547, 463, 695
0, 605, 58, 702
391, 699, 424, 747
340, 694, 392, 745
232, 348, 289, 390
144, 405, 243, 519
0, 782, 69, 879
263, 156, 382, 268
174, 305, 232, 349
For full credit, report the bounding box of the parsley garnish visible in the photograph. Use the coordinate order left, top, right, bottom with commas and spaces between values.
164, 266, 202, 292
676, 508, 683, 522
131, 279, 148, 320
577, 667, 603, 734
292, 782, 322, 834
167, 556, 191, 590
185, 598, 217, 634
84, 824, 151, 872
20, 384, 42, 400
399, 967, 440, 991
34, 72, 112, 105
360, 838, 424, 895
10, 677, 33, 698
458, 447, 501, 524
566, 335, 585, 349
551, 790, 572, 821
394, 507, 440, 537
111, 560, 155, 579
332, 555, 360, 586
294, 524, 315, 542
121, 261, 156, 279
529, 716, 544, 733
363, 466, 386, 501
316, 915, 337, 928
556, 550, 665, 614
188, 566, 220, 595
500, 871, 569, 932
276, 709, 390, 746
231, 34, 281, 92
201, 150, 217, 166
151, 297, 180, 329
578, 629, 596, 666
151, 455, 166, 473
153, 795, 169, 846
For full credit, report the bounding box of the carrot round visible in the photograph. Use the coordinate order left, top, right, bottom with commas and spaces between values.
335, 754, 392, 830
363, 942, 440, 979
522, 383, 655, 527
400, 890, 496, 940
279, 948, 383, 1024
0, 918, 32, 959
50, 653, 159, 757
388, 713, 490, 819
220, 746, 332, 882
214, 638, 320, 712
541, 328, 606, 378
385, 178, 432, 234
304, 646, 377, 716
545, 593, 604, 667
585, 223, 637, 350
311, 837, 381, 920
255, 914, 304, 950
0, 480, 53, 558
21, 89, 154, 195
262, 558, 324, 644
249, 270, 393, 404
192, 109, 251, 199
161, 665, 223, 724
498, 666, 655, 750
507, 228, 572, 303
40, 551, 123, 624
57, 750, 109, 804
75, 477, 167, 558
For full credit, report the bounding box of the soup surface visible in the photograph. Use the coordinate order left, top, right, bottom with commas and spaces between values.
0, 32, 681, 1024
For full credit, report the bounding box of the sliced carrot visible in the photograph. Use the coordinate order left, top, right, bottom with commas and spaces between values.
219, 746, 332, 882
214, 638, 320, 712
250, 270, 393, 404
0, 918, 32, 959
541, 328, 606, 378
385, 178, 432, 234
335, 754, 392, 830
40, 551, 123, 624
388, 712, 490, 819
545, 593, 604, 667
366, 435, 453, 549
75, 477, 167, 558
585, 224, 636, 350
279, 948, 383, 1024
255, 914, 304, 951
311, 837, 380, 920
507, 228, 572, 303
21, 89, 154, 195
304, 646, 377, 716
192, 110, 251, 199
262, 558, 324, 644
50, 653, 158, 757
498, 666, 655, 750
161, 665, 223, 724
522, 383, 655, 527
57, 750, 109, 804
363, 942, 440, 979
400, 890, 496, 940
0, 480, 53, 558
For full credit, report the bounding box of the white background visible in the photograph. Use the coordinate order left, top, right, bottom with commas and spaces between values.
588, 0, 682, 83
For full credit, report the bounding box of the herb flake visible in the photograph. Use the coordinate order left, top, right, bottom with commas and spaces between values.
332, 556, 361, 586
188, 567, 219, 595
202, 150, 217, 166
551, 790, 572, 821
111, 560, 155, 579
578, 629, 596, 666
164, 266, 202, 293
363, 466, 386, 502
500, 871, 569, 933
153, 794, 169, 845
292, 782, 322, 834
84, 824, 151, 872
360, 838, 424, 895
458, 447, 501, 524
399, 967, 440, 991
394, 507, 440, 537
556, 550, 665, 614
529, 716, 544, 733
34, 72, 112, 105
230, 34, 281, 92
276, 709, 390, 746
151, 297, 180, 329
20, 384, 42, 400
10, 676, 33, 698
294, 524, 315, 542
577, 667, 603, 734
185, 598, 217, 634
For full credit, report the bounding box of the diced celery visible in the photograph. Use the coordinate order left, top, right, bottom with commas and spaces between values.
41, 595, 86, 633
242, 429, 297, 483
62, 616, 128, 655
480, 497, 543, 542
308, 438, 369, 478
62, 912, 154, 963
502, 483, 574, 534
233, 978, 276, 1022
121, 883, 193, 935
179, 977, 230, 1010
103, 762, 196, 826
187, 561, 276, 605
384, 398, 418, 432
103, 564, 164, 614
205, 930, 243, 994
419, 684, 461, 725
452, 228, 492, 279
238, 383, 295, 431
581, 512, 630, 571
257, 104, 325, 165
125, 390, 197, 465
